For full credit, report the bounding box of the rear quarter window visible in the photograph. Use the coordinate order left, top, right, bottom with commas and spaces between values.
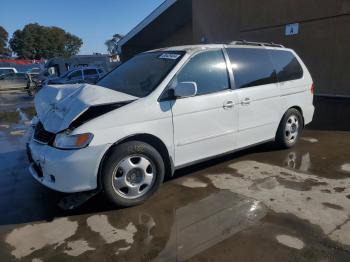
268, 50, 303, 82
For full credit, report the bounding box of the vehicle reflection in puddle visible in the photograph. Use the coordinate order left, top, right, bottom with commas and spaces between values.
2, 190, 267, 261
154, 191, 267, 262
242, 130, 350, 179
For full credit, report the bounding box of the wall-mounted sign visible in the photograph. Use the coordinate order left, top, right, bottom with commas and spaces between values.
285, 23, 299, 36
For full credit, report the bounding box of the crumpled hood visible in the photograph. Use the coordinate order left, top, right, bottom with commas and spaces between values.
34, 84, 138, 133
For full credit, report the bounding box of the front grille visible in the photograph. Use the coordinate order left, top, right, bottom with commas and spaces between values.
33, 122, 55, 144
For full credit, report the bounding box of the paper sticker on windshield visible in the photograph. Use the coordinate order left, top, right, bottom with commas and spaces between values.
159, 53, 181, 60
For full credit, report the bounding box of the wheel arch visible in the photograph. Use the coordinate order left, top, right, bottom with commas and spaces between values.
276, 106, 305, 138
97, 133, 174, 189
288, 106, 304, 127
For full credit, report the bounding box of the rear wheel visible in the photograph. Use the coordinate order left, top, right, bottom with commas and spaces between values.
275, 109, 303, 149
101, 141, 165, 207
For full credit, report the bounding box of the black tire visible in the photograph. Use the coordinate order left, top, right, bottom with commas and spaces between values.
101, 141, 165, 207
275, 108, 304, 149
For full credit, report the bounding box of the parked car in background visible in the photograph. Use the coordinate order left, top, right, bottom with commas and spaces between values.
26, 67, 42, 76
43, 67, 106, 86
30, 71, 48, 87
0, 67, 18, 76
27, 42, 314, 207
44, 54, 119, 77
0, 72, 34, 90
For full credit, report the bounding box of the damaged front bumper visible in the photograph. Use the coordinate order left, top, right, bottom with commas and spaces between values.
27, 127, 110, 193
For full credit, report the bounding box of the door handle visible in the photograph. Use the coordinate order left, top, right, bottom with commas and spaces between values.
241, 98, 251, 105
223, 100, 234, 109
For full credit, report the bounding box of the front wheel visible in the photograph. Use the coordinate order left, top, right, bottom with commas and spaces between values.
275, 109, 304, 149
101, 141, 165, 207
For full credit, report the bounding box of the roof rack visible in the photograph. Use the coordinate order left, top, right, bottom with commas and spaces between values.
229, 40, 284, 48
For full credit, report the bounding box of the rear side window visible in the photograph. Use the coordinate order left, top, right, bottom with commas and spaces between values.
83, 69, 98, 76
268, 50, 303, 82
69, 70, 82, 79
226, 48, 277, 89
174, 50, 230, 95
15, 73, 27, 79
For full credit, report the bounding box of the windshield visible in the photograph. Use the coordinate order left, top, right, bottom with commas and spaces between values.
98, 51, 185, 97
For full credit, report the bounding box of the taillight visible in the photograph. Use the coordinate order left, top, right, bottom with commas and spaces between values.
311, 83, 315, 94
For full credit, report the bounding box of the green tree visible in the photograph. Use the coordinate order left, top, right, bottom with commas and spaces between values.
105, 33, 123, 55
64, 33, 83, 57
0, 26, 9, 55
9, 23, 83, 59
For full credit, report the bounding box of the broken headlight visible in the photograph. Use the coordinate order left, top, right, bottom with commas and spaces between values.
53, 132, 94, 149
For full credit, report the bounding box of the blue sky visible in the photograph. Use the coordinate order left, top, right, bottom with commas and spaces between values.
0, 0, 164, 54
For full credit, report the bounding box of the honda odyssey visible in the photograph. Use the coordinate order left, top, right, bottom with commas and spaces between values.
27, 42, 315, 206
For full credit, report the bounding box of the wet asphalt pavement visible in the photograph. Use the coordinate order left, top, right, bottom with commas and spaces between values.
0, 90, 350, 262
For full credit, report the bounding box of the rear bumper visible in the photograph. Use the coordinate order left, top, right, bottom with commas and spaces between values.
27, 137, 110, 193
303, 105, 315, 125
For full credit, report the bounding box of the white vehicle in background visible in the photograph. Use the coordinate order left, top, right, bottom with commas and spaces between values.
27, 42, 315, 207
26, 67, 41, 76
0, 67, 18, 76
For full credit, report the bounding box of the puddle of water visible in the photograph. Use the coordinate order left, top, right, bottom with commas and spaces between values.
155, 191, 267, 262
0, 111, 20, 124
206, 160, 350, 247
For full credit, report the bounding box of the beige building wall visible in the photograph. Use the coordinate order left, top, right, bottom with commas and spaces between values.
156, 22, 194, 48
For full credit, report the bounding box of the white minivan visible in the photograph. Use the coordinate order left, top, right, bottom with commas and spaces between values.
27, 42, 315, 206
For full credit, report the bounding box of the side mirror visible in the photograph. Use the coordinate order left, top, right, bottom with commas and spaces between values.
173, 82, 197, 98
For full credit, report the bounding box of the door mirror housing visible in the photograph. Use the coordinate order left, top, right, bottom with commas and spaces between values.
173, 82, 197, 98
